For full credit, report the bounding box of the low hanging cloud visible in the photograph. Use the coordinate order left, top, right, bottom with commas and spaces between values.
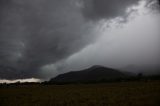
0, 0, 159, 79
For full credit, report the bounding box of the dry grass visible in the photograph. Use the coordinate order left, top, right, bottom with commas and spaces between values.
0, 81, 160, 106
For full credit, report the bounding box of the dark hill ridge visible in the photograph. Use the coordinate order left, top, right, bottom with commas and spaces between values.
50, 65, 127, 83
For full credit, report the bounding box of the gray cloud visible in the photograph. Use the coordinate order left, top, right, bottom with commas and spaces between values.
0, 0, 159, 79
0, 0, 97, 79
81, 0, 139, 20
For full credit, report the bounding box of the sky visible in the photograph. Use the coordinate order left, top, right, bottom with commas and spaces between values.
0, 0, 160, 81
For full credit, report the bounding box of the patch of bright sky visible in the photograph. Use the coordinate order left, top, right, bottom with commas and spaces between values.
0, 78, 41, 84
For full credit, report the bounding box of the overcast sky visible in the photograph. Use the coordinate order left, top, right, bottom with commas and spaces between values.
0, 0, 160, 81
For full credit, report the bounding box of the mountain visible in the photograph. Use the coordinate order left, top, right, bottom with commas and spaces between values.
50, 65, 127, 83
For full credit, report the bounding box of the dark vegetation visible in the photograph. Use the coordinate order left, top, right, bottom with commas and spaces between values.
0, 81, 160, 106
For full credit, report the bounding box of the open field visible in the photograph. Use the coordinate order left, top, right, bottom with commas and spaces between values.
0, 81, 160, 106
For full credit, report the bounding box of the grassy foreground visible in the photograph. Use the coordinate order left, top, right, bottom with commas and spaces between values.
0, 81, 160, 106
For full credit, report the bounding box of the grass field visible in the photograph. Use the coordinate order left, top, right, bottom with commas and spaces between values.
0, 81, 160, 106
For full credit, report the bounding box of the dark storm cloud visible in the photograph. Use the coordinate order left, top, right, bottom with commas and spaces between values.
82, 0, 139, 20
0, 0, 96, 79
1, 0, 153, 79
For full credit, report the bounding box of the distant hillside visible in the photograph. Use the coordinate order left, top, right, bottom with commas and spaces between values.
50, 65, 128, 83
